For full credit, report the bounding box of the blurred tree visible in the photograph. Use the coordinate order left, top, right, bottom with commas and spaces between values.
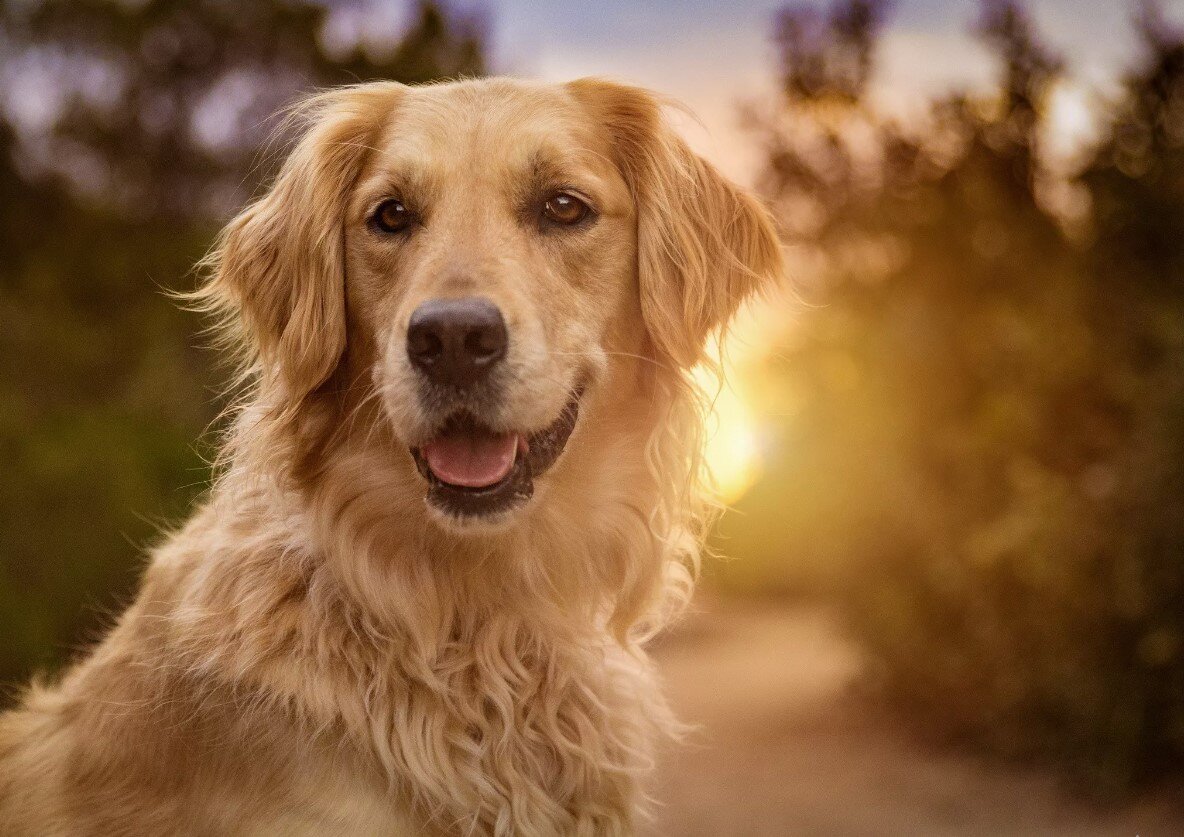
1073, 2, 1184, 785
1, 0, 484, 219
720, 0, 1183, 791
773, 0, 884, 105
0, 0, 486, 697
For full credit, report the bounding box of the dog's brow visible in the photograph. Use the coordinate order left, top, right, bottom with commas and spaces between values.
529, 150, 580, 185
525, 150, 606, 202
356, 165, 432, 212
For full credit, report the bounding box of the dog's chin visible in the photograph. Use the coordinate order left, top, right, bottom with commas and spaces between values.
409, 389, 582, 529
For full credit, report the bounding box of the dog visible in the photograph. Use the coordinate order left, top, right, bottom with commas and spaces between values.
0, 77, 782, 835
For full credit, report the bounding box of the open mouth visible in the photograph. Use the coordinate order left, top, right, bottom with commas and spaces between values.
410, 389, 582, 519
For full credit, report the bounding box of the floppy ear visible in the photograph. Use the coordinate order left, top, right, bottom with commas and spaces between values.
200, 84, 401, 401
568, 79, 784, 368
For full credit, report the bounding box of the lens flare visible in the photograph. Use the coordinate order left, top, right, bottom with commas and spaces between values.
693, 332, 766, 506
701, 373, 762, 505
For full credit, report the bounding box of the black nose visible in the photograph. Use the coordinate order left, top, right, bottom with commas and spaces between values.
406, 297, 508, 387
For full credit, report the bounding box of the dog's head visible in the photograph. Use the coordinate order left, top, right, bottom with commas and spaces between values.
204, 78, 781, 533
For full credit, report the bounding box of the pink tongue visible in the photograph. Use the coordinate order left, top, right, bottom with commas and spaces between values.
421, 431, 518, 488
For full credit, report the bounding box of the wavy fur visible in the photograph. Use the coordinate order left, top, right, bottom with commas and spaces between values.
0, 77, 783, 836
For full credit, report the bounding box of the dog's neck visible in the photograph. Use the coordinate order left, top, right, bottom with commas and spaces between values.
170, 396, 678, 832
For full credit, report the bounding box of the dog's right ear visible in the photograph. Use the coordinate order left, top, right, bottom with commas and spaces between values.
197, 84, 401, 402
567, 78, 784, 370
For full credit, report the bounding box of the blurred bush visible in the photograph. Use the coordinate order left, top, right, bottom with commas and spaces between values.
714, 0, 1183, 791
0, 0, 485, 697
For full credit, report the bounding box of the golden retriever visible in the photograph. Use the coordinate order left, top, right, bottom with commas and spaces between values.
0, 77, 782, 836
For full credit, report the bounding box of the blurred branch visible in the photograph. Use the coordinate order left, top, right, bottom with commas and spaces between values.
0, 0, 486, 221
774, 0, 890, 107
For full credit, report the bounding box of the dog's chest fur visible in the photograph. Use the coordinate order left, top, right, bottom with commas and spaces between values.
0, 496, 660, 836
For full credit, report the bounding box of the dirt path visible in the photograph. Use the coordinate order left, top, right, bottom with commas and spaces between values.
646, 598, 1183, 836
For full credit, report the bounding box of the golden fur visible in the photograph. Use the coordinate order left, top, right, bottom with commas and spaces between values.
0, 77, 782, 836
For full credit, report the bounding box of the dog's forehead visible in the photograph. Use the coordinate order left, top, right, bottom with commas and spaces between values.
364, 80, 619, 189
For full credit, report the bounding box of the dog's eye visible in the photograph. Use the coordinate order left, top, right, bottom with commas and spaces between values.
542, 192, 591, 226
372, 199, 414, 234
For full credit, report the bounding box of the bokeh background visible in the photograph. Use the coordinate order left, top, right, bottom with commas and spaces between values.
2, 0, 1182, 832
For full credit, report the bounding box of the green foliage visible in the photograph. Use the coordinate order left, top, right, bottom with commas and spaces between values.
0, 0, 486, 696
719, 0, 1184, 791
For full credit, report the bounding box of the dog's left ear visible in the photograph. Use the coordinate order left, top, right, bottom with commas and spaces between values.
200, 84, 401, 402
568, 79, 784, 369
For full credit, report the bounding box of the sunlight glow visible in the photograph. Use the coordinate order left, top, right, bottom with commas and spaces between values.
693, 299, 785, 506
695, 361, 763, 506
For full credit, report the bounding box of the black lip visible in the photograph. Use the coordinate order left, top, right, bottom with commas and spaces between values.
411, 389, 582, 519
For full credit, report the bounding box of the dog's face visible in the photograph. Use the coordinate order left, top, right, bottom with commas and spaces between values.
344, 82, 638, 524
208, 78, 782, 532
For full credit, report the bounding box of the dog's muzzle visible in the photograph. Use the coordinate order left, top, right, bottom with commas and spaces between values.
404, 295, 582, 520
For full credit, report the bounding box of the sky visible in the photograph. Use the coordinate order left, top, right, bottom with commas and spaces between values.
476, 0, 1184, 182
